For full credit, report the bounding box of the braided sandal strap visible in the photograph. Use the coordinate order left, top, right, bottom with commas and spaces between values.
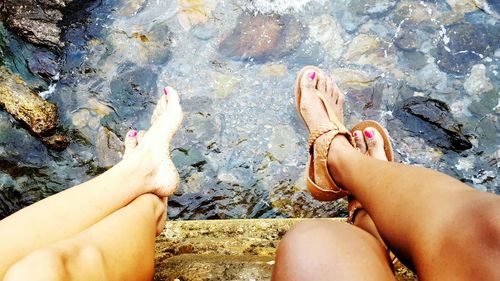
307, 123, 336, 147
305, 121, 354, 201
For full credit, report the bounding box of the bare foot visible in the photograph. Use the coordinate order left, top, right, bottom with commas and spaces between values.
121, 86, 183, 199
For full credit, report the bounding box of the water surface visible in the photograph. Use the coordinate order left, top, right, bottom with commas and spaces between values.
0, 0, 498, 219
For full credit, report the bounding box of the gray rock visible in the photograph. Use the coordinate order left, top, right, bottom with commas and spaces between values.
395, 29, 421, 51
435, 23, 500, 74
1, 0, 74, 48
28, 49, 60, 79
463, 64, 493, 95
394, 96, 472, 151
95, 127, 123, 168
349, 0, 396, 16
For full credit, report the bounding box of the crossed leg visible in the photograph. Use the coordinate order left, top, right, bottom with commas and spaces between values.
274, 67, 500, 281
0, 87, 184, 280
4, 193, 163, 281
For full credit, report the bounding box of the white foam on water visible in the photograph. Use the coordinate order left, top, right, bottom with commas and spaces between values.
38, 72, 60, 99
239, 0, 327, 14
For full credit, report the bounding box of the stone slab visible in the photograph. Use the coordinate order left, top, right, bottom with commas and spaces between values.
154, 218, 417, 281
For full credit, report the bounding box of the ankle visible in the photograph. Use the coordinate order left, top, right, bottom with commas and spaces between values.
326, 135, 357, 186
110, 158, 152, 197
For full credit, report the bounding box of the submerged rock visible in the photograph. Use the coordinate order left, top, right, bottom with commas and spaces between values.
1, 0, 74, 48
218, 13, 304, 63
0, 67, 57, 135
435, 23, 500, 74
27, 49, 60, 79
348, 0, 396, 16
41, 134, 69, 151
95, 127, 123, 168
394, 97, 472, 151
395, 29, 421, 51
308, 15, 345, 59
463, 64, 493, 95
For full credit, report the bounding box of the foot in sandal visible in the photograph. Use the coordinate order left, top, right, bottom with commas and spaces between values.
349, 124, 399, 267
295, 66, 355, 201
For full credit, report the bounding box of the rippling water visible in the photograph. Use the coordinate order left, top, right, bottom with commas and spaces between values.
0, 0, 498, 219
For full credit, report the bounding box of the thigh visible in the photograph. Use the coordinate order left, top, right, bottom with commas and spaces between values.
272, 219, 396, 281
4, 194, 162, 281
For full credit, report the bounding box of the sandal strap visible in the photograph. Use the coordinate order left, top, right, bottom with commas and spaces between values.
307, 122, 355, 150
306, 126, 353, 201
307, 123, 339, 149
347, 197, 364, 224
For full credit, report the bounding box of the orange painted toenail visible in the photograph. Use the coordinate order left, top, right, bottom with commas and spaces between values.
128, 130, 138, 137
364, 129, 374, 139
163, 87, 168, 95
308, 71, 316, 80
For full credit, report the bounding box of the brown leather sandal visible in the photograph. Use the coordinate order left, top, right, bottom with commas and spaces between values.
295, 66, 356, 201
347, 120, 399, 269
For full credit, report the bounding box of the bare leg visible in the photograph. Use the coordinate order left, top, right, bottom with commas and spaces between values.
328, 135, 500, 280
274, 67, 395, 280
4, 193, 164, 281
272, 220, 396, 281
293, 67, 500, 280
0, 87, 183, 278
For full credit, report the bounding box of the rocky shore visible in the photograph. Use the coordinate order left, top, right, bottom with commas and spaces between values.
1, 0, 74, 49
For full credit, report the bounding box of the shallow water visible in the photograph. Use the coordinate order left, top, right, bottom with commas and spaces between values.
0, 0, 499, 219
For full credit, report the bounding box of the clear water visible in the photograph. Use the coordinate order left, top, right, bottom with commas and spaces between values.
0, 0, 498, 219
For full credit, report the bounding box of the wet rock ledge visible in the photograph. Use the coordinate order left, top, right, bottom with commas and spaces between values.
0, 0, 74, 48
0, 67, 57, 134
155, 219, 416, 281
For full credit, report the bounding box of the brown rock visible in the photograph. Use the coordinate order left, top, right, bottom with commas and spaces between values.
218, 13, 303, 63
0, 67, 57, 134
95, 127, 123, 168
1, 0, 74, 48
41, 134, 70, 151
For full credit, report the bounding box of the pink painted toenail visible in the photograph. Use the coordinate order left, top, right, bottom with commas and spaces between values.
364, 129, 374, 139
163, 87, 168, 95
353, 131, 359, 138
308, 71, 316, 80
128, 130, 138, 137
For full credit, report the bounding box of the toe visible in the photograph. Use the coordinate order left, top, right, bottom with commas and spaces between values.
326, 76, 334, 97
364, 127, 387, 161
299, 67, 319, 91
137, 130, 146, 143
163, 86, 183, 132
123, 129, 138, 158
353, 130, 367, 154
317, 70, 328, 93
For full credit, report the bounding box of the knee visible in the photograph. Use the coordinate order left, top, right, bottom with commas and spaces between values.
277, 219, 349, 254
5, 243, 105, 281
273, 219, 387, 280
4, 248, 69, 281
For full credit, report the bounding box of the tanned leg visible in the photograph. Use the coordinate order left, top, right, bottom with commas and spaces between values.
321, 84, 500, 280
272, 220, 397, 281
272, 66, 396, 281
